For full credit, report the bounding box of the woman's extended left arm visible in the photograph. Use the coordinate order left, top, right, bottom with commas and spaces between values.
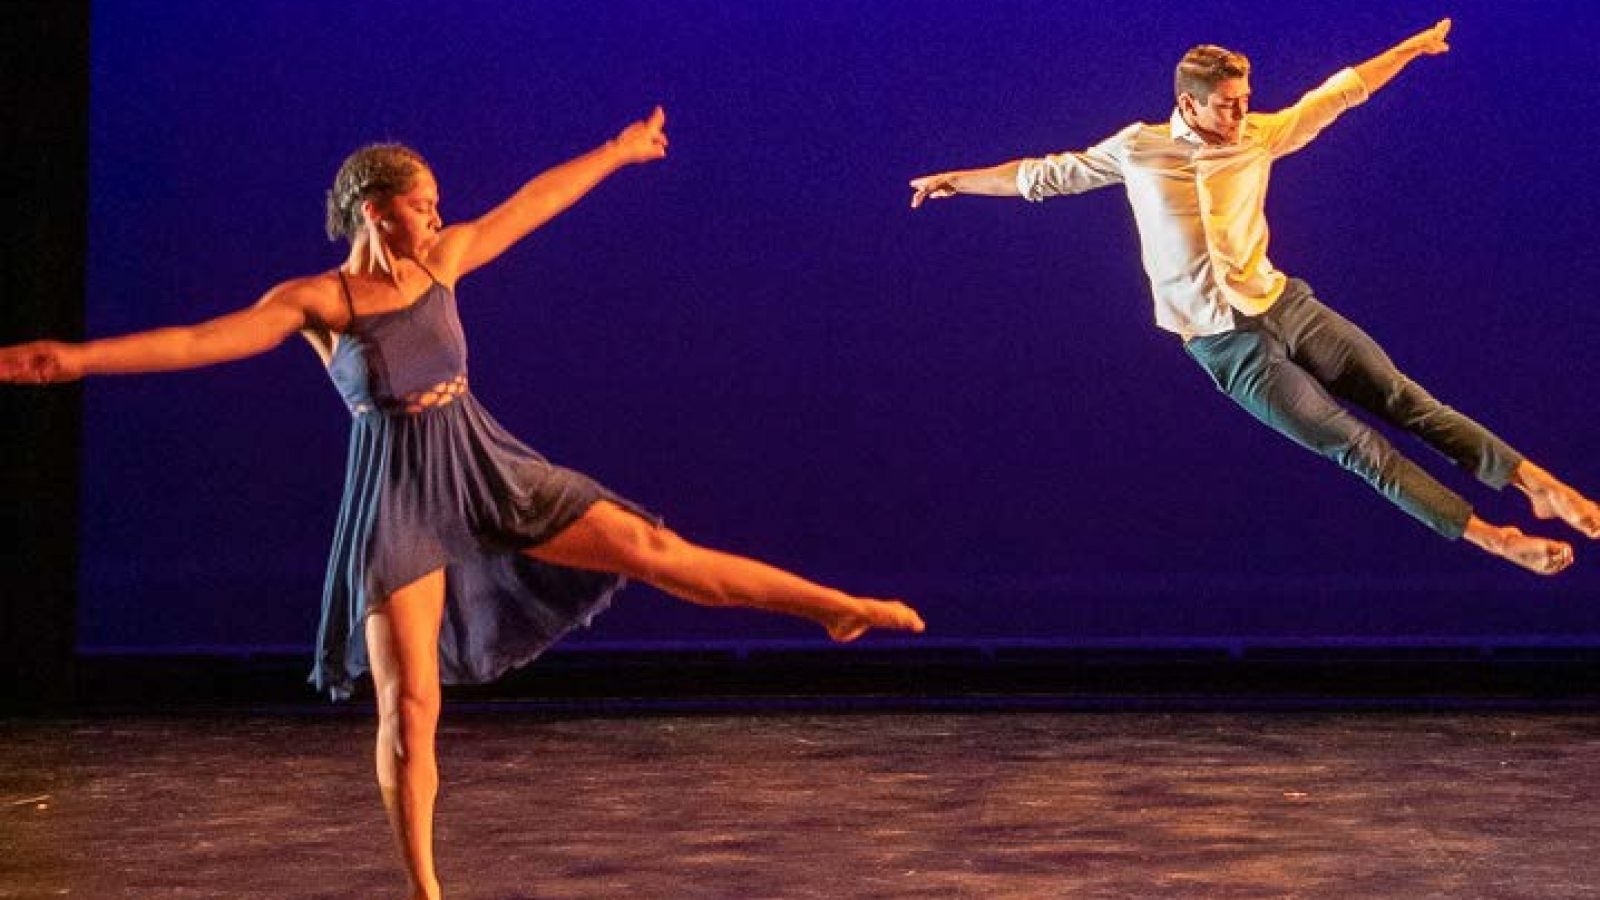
432, 106, 668, 279
0, 279, 321, 384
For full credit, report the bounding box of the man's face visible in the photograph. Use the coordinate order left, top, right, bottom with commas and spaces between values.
1182, 76, 1251, 145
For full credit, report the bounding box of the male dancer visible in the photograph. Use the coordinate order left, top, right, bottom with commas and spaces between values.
910, 19, 1597, 574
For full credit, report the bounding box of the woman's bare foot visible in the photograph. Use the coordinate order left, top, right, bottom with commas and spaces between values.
403, 876, 441, 900
825, 598, 926, 643
1464, 518, 1575, 575
1514, 461, 1600, 539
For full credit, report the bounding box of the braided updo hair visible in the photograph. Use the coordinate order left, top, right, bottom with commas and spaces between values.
324, 143, 432, 242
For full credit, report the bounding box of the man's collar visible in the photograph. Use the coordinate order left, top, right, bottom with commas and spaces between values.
1170, 108, 1204, 145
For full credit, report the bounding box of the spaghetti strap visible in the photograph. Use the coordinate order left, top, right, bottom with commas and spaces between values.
334, 270, 357, 318
415, 260, 441, 286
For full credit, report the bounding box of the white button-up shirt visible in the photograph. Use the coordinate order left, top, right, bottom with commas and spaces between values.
1016, 68, 1370, 339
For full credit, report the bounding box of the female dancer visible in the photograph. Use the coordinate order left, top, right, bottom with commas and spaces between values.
1, 107, 923, 899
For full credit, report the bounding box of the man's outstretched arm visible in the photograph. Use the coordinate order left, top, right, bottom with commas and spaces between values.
911, 124, 1131, 208
909, 162, 1024, 208
1353, 18, 1452, 94
1263, 18, 1452, 157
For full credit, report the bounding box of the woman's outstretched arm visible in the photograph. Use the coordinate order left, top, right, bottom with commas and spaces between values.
432, 107, 668, 280
0, 279, 319, 383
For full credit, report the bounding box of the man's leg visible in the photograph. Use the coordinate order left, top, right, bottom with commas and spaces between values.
1185, 320, 1573, 573
1273, 280, 1520, 487
1186, 322, 1471, 538
1277, 280, 1599, 538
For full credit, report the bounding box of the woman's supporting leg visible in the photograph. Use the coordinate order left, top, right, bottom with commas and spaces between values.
366, 568, 447, 900
527, 501, 924, 639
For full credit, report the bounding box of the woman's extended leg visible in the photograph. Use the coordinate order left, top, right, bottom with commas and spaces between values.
366, 568, 447, 900
527, 501, 924, 639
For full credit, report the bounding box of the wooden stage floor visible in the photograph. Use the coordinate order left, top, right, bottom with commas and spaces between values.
5, 708, 1600, 898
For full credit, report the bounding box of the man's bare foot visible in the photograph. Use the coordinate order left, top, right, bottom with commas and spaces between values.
1465, 520, 1575, 575
826, 599, 926, 643
1514, 461, 1600, 539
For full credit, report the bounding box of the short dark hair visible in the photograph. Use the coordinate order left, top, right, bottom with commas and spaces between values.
1174, 45, 1251, 103
324, 143, 431, 242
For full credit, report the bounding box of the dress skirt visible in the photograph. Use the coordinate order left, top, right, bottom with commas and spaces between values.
311, 392, 649, 700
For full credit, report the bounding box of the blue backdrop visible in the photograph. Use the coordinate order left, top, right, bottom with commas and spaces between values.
81, 1, 1600, 653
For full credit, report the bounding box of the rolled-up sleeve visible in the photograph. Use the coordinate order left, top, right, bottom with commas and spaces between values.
1016, 123, 1136, 201
1259, 67, 1370, 158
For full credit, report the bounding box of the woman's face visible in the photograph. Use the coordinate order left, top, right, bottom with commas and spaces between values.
374, 168, 442, 258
